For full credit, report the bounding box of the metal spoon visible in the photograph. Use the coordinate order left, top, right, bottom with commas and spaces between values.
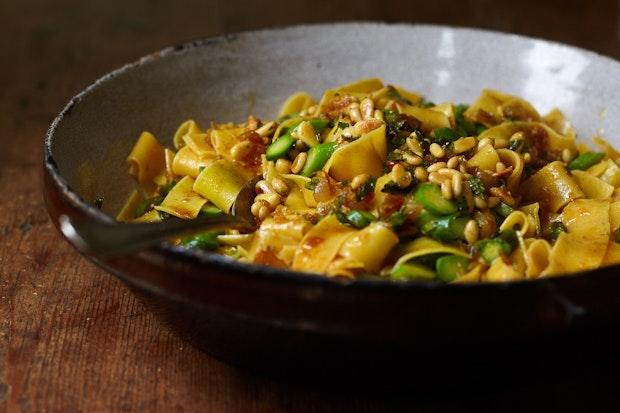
59, 177, 259, 257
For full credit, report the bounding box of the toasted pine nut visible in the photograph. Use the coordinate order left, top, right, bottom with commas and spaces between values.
402, 152, 422, 166
523, 152, 532, 163
447, 156, 460, 169
477, 138, 492, 151
347, 102, 362, 123
255, 121, 275, 137
441, 181, 453, 199
427, 162, 447, 173
452, 173, 463, 198
494, 138, 509, 149
251, 201, 265, 217
428, 172, 444, 184
474, 196, 487, 210
351, 173, 370, 190
453, 137, 477, 154
562, 148, 574, 163
306, 105, 317, 115
510, 131, 525, 141
353, 118, 383, 136
496, 162, 506, 173
230, 140, 253, 161
392, 164, 412, 188
429, 143, 445, 158
275, 158, 292, 174
258, 205, 271, 220
291, 152, 307, 174
406, 136, 423, 156
255, 180, 274, 194
360, 97, 375, 120
414, 166, 428, 182
256, 193, 281, 208
464, 220, 480, 244
271, 177, 289, 196
487, 196, 501, 208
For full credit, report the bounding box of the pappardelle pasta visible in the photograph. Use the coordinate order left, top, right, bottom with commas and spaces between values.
118, 78, 620, 283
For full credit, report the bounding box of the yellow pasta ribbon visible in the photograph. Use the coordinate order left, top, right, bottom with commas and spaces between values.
326, 124, 387, 181
155, 176, 207, 219
193, 159, 248, 213
278, 91, 316, 118
127, 131, 166, 194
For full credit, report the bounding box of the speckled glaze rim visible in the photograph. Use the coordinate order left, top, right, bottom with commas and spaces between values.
44, 21, 620, 292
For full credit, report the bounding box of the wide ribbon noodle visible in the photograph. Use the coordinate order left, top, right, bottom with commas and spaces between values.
117, 79, 620, 283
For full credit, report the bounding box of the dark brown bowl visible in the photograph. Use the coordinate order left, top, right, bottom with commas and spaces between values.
44, 23, 620, 387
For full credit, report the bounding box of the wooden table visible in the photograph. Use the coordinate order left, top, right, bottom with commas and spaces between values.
2, 1, 620, 411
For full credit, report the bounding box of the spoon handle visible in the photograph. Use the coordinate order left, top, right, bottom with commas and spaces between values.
59, 214, 252, 257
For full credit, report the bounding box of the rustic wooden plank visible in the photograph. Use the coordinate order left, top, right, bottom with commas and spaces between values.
1, 0, 619, 411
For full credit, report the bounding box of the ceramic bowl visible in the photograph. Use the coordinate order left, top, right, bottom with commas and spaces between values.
44, 23, 620, 383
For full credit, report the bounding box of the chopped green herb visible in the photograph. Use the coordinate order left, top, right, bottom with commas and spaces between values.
337, 121, 349, 130
198, 166, 206, 173
304, 177, 321, 190
467, 177, 486, 197
381, 180, 411, 194
421, 100, 435, 108
200, 204, 224, 218
433, 127, 461, 144
135, 195, 164, 217
548, 221, 567, 241
567, 152, 605, 170
507, 138, 525, 152
160, 180, 178, 196
356, 176, 376, 201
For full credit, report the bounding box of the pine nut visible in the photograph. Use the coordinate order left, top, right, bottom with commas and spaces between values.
464, 220, 480, 244
453, 137, 477, 154
441, 181, 453, 199
255, 180, 274, 194
414, 166, 428, 182
258, 205, 271, 220
351, 174, 370, 190
496, 162, 506, 173
360, 97, 375, 120
353, 118, 383, 135
271, 177, 289, 196
477, 138, 492, 151
474, 196, 487, 210
251, 201, 264, 217
256, 193, 281, 208
306, 105, 317, 115
402, 152, 422, 166
255, 121, 275, 137
429, 143, 445, 158
230, 140, 253, 161
487, 196, 501, 208
291, 152, 307, 173
447, 156, 460, 169
275, 158, 292, 174
523, 152, 532, 163
406, 136, 423, 156
562, 148, 574, 163
347, 102, 362, 123
392, 164, 412, 188
452, 173, 463, 198
427, 162, 447, 173
428, 172, 444, 184
494, 138, 509, 149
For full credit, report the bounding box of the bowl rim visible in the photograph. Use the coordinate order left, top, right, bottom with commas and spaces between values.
43, 21, 620, 291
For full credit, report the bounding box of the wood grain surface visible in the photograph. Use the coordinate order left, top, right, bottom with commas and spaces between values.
1, 1, 620, 411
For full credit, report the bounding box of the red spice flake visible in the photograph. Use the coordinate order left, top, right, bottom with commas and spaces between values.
254, 249, 287, 268
379, 194, 405, 218
234, 131, 265, 172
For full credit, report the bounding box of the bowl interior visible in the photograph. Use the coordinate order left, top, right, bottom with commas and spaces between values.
48, 23, 620, 216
